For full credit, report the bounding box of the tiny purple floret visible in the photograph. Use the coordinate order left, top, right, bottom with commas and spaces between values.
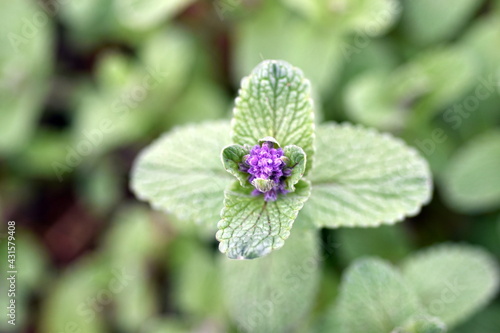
239, 141, 292, 202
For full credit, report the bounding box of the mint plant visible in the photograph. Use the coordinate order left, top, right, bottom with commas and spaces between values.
131, 60, 432, 259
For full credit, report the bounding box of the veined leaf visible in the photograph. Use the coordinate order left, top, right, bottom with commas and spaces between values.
131, 121, 232, 227
401, 244, 500, 328
303, 123, 432, 228
216, 180, 311, 259
232, 60, 315, 173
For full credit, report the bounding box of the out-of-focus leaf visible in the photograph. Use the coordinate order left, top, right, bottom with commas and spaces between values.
170, 238, 224, 318
114, 0, 195, 29
401, 0, 484, 45
40, 257, 110, 333
0, 231, 50, 332
221, 229, 320, 333
441, 130, 500, 212
333, 258, 423, 333
216, 180, 311, 259
401, 244, 500, 328
72, 29, 195, 156
0, 0, 52, 155
141, 318, 189, 333
337, 224, 412, 264
234, 4, 344, 96
113, 267, 157, 333
131, 121, 232, 227
280, 0, 401, 35
345, 47, 476, 130
79, 159, 122, 215
303, 123, 432, 228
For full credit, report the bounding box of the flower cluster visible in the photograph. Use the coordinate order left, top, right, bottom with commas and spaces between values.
239, 141, 292, 201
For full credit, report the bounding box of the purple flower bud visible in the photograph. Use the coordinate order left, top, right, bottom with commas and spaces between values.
239, 141, 291, 202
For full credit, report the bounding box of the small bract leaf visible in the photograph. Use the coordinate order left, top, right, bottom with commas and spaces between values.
303, 123, 432, 228
441, 130, 500, 213
401, 244, 500, 328
131, 121, 232, 227
221, 144, 251, 188
232, 60, 315, 173
220, 229, 320, 332
216, 180, 311, 259
282, 145, 306, 192
335, 258, 424, 333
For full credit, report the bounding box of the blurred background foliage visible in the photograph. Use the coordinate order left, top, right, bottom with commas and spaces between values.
1, 0, 500, 332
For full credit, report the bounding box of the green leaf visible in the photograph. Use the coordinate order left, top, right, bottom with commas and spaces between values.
114, 0, 195, 29
216, 180, 311, 259
220, 229, 320, 332
234, 5, 344, 96
131, 121, 232, 227
303, 123, 432, 228
401, 0, 484, 45
335, 258, 424, 333
232, 60, 315, 173
394, 315, 447, 333
441, 130, 500, 213
401, 244, 500, 328
221, 144, 251, 188
282, 145, 307, 192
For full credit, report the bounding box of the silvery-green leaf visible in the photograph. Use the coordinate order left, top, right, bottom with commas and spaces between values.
441, 130, 500, 213
335, 258, 424, 333
131, 121, 232, 226
282, 145, 306, 191
216, 180, 311, 259
232, 60, 315, 173
393, 315, 447, 333
220, 229, 320, 332
401, 244, 500, 328
221, 144, 251, 188
402, 0, 484, 45
303, 123, 432, 228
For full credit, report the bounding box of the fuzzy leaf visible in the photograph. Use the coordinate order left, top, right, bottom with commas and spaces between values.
221, 144, 251, 188
335, 258, 424, 333
216, 180, 311, 259
303, 123, 432, 228
282, 145, 306, 191
232, 60, 315, 173
131, 121, 232, 226
401, 244, 500, 328
221, 229, 320, 332
441, 130, 500, 213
